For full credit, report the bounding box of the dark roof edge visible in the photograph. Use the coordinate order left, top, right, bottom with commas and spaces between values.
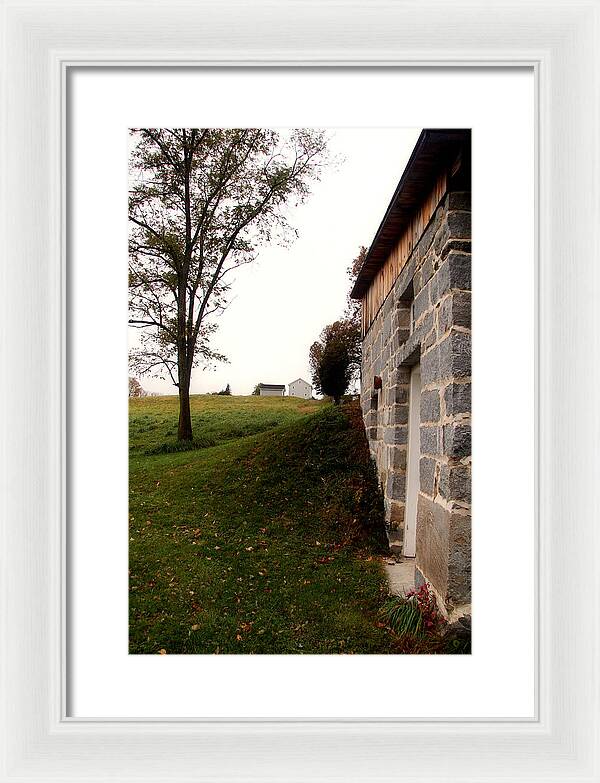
350, 129, 471, 299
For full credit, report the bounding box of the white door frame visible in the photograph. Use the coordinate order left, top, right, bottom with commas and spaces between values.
404, 363, 421, 558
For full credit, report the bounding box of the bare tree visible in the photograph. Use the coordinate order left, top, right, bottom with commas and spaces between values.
129, 128, 329, 440
128, 377, 145, 397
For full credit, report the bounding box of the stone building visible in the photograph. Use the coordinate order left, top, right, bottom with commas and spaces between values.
351, 129, 471, 618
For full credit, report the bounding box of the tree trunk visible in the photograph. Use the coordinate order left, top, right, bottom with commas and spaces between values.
177, 374, 193, 440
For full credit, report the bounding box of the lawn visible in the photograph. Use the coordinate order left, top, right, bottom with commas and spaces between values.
129, 393, 400, 654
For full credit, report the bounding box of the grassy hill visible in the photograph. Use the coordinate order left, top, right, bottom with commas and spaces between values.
129, 394, 398, 654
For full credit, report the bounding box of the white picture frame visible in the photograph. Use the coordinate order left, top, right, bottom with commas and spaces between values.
1, 1, 599, 780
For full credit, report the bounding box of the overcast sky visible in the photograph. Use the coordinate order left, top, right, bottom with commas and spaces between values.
130, 128, 421, 396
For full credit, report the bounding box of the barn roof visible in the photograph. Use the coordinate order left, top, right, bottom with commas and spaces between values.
258, 383, 285, 390
350, 129, 471, 299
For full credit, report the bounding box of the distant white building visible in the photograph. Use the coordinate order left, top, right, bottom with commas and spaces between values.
257, 383, 285, 397
288, 378, 312, 399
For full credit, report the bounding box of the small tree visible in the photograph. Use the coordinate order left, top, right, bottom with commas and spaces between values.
252, 384, 261, 396
217, 383, 231, 396
129, 377, 145, 397
309, 319, 361, 404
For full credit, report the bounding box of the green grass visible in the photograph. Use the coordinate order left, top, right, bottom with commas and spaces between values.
129, 394, 320, 455
129, 394, 399, 654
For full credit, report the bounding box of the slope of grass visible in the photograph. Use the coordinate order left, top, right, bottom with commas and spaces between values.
129, 394, 321, 455
129, 395, 397, 654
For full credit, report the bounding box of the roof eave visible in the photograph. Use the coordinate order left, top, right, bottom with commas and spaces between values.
350, 129, 471, 300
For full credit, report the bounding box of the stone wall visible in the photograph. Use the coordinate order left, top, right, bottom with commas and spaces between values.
360, 189, 471, 613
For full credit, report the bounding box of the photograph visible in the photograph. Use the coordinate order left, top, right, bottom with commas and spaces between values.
128, 127, 472, 655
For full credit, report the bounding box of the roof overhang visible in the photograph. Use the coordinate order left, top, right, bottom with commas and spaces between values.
350, 129, 471, 300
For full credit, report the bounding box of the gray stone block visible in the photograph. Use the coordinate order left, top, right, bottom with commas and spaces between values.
386, 384, 408, 405
372, 333, 382, 358
415, 204, 443, 260
386, 471, 406, 500
448, 191, 471, 211
440, 239, 471, 262
420, 389, 441, 422
389, 446, 407, 470
419, 456, 437, 496
396, 330, 420, 367
439, 463, 471, 502
394, 257, 415, 301
417, 310, 434, 340
448, 512, 471, 604
413, 283, 430, 323
382, 344, 391, 366
438, 290, 471, 334
412, 267, 423, 296
391, 328, 410, 353
393, 304, 411, 332
434, 251, 472, 298
438, 330, 471, 380
421, 255, 434, 287
444, 382, 471, 415
415, 495, 452, 599
382, 316, 391, 346
433, 221, 450, 258
384, 425, 408, 445
396, 367, 411, 384
447, 210, 471, 239
390, 403, 409, 425
383, 292, 394, 319
443, 423, 471, 458
420, 425, 441, 456
421, 344, 440, 385
422, 326, 437, 352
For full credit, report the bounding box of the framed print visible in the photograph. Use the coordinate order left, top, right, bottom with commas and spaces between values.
1, 1, 599, 781
67, 68, 533, 720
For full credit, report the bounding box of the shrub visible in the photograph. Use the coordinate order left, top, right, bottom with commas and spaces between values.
380, 583, 441, 639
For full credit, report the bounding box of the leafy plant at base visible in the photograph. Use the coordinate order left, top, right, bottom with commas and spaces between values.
380, 582, 440, 639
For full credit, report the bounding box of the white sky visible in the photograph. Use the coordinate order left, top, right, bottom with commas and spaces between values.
130, 128, 421, 396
